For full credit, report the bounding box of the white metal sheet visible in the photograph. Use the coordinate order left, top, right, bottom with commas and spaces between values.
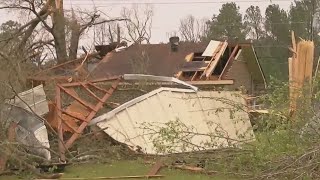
93, 88, 255, 155
202, 40, 221, 57
8, 85, 48, 116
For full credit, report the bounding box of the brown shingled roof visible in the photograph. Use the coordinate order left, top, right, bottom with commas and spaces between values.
88, 42, 207, 79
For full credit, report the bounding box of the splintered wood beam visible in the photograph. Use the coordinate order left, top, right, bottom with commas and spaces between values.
191, 71, 198, 81
33, 53, 98, 77
291, 31, 297, 54
201, 41, 228, 79
59, 76, 119, 87
288, 58, 293, 84
199, 42, 223, 80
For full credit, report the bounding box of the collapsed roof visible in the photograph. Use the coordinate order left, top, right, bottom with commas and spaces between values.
88, 42, 207, 79
177, 40, 266, 87
88, 40, 266, 89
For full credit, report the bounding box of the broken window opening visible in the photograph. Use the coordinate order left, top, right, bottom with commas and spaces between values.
212, 46, 241, 76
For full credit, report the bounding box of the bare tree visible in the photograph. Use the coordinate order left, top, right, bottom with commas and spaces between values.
0, 0, 127, 64
94, 22, 122, 45
179, 15, 208, 42
121, 4, 154, 44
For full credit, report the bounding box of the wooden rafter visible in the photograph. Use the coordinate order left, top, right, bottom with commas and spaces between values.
55, 76, 122, 161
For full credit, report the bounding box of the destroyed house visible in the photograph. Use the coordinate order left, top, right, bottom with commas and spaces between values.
88, 40, 266, 95
88, 41, 208, 78
19, 40, 265, 160
177, 40, 267, 94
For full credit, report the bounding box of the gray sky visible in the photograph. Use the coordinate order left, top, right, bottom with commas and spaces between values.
0, 0, 294, 44
69, 0, 293, 43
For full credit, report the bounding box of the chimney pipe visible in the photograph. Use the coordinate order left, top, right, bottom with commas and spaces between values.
169, 36, 179, 52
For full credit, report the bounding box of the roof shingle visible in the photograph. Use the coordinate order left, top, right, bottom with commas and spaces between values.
88, 42, 207, 79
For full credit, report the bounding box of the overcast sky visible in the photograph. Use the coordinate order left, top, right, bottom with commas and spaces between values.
0, 0, 294, 45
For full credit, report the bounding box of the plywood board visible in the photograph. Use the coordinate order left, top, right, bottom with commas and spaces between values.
202, 40, 221, 57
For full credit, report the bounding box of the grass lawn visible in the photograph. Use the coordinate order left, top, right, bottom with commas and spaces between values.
0, 160, 239, 180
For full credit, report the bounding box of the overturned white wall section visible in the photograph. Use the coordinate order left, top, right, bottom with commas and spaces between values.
92, 88, 255, 154
8, 85, 49, 116
1, 104, 51, 160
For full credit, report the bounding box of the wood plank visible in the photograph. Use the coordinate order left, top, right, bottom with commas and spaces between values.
36, 175, 164, 180
191, 71, 198, 81
202, 41, 228, 78
148, 161, 164, 176
33, 53, 98, 76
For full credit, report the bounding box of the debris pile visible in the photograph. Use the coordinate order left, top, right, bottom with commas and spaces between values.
0, 39, 265, 178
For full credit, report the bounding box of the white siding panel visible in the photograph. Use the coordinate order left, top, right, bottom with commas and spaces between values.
94, 88, 254, 154
8, 85, 48, 116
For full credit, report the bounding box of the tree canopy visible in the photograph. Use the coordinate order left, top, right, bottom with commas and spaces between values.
202, 0, 317, 81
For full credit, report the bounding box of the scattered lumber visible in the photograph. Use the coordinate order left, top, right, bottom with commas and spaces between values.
147, 160, 164, 176
36, 175, 164, 180
172, 164, 204, 172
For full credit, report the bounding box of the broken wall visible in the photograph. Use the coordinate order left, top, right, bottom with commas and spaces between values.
225, 50, 253, 93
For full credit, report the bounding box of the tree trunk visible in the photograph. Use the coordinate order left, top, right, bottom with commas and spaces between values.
69, 11, 81, 60
117, 24, 121, 43
51, 0, 68, 63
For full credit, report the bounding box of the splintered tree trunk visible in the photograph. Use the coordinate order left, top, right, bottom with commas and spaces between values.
51, 0, 68, 63
69, 18, 81, 60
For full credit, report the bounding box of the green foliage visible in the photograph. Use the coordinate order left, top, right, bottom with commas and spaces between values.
265, 4, 290, 43
141, 78, 320, 179
204, 0, 320, 79
290, 0, 313, 40
206, 2, 245, 41
244, 5, 263, 40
